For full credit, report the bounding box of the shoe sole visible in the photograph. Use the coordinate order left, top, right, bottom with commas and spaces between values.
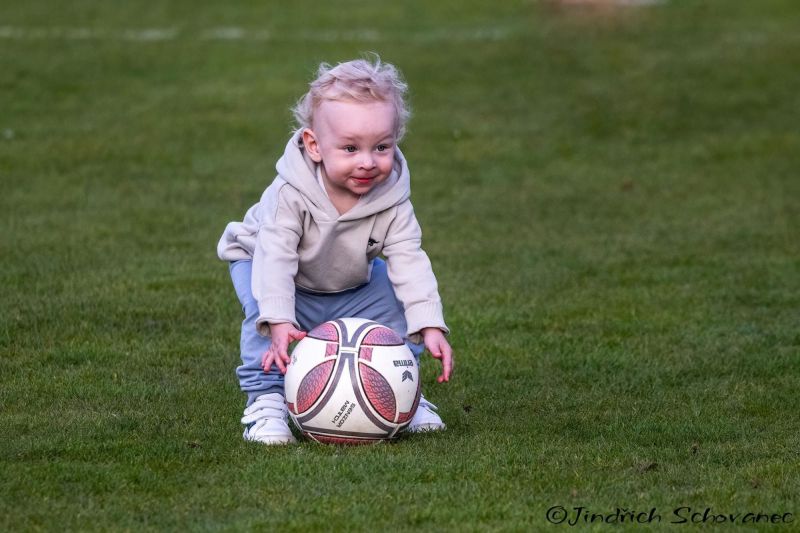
243, 429, 298, 445
244, 436, 298, 445
407, 423, 446, 433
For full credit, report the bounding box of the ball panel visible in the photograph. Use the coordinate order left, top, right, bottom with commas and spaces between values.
284, 337, 336, 412
358, 344, 419, 415
306, 433, 383, 446
358, 346, 373, 361
362, 326, 404, 346
296, 359, 335, 413
307, 322, 339, 342
396, 381, 421, 424
359, 363, 397, 422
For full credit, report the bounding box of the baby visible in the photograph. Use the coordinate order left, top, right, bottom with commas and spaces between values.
217, 57, 453, 444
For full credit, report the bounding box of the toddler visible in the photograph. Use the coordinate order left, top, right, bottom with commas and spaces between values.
217, 57, 453, 444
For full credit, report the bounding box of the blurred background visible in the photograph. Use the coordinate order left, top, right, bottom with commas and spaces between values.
2, 0, 798, 529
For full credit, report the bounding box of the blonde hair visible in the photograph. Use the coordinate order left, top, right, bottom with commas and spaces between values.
292, 56, 411, 141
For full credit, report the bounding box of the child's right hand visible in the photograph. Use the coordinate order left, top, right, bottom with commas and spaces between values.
262, 322, 307, 374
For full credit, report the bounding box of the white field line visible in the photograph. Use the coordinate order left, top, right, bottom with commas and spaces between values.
559, 0, 665, 4
0, 26, 178, 41
0, 25, 518, 42
0, 8, 671, 45
0, 0, 670, 44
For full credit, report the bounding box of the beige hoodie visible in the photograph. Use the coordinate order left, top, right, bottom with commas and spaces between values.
217, 131, 447, 343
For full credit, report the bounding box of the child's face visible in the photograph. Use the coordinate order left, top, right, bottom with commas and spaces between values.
302, 99, 396, 202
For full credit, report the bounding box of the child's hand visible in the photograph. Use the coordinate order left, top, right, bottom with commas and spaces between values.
421, 327, 453, 383
262, 322, 307, 374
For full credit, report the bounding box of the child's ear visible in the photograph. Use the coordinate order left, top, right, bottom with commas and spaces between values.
302, 128, 323, 163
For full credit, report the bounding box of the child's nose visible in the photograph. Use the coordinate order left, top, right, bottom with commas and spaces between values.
359, 154, 376, 169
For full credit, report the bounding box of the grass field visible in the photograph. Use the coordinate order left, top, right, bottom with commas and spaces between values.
2, 0, 799, 531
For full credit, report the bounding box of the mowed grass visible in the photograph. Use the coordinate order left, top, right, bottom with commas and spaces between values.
2, 0, 799, 530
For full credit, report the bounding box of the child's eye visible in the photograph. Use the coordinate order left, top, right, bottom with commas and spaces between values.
344, 146, 357, 153
376, 144, 390, 152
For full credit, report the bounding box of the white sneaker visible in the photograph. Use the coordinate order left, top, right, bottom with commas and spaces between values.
407, 395, 446, 433
241, 393, 297, 445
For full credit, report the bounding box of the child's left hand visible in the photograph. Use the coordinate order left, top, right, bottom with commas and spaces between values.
420, 327, 453, 383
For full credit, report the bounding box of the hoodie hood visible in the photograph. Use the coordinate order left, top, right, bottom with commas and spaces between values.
275, 130, 411, 221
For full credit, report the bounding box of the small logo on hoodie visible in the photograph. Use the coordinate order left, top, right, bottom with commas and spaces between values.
368, 238, 380, 247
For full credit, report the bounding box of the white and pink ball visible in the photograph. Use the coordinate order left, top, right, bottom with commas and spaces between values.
284, 317, 421, 445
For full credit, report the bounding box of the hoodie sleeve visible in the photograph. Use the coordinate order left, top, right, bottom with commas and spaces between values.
382, 200, 449, 344
217, 202, 261, 261
252, 182, 304, 336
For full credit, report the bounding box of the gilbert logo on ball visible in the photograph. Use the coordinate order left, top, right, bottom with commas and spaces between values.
284, 317, 421, 445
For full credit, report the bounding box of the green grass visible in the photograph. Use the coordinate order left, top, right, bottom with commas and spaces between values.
2, 0, 799, 530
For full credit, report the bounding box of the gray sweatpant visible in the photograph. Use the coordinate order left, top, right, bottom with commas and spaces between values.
229, 258, 424, 406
